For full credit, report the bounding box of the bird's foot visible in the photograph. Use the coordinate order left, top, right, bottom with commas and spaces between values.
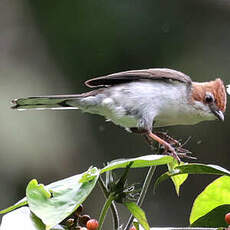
177, 152, 197, 160
163, 145, 196, 160
131, 128, 195, 161
162, 142, 181, 162
146, 131, 181, 162
154, 132, 195, 160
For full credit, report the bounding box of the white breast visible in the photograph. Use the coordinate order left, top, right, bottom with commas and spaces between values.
79, 80, 214, 129
102, 80, 192, 128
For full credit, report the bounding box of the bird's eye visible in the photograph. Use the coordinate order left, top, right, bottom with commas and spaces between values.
205, 94, 214, 103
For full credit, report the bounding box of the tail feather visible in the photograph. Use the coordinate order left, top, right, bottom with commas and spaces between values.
11, 95, 81, 111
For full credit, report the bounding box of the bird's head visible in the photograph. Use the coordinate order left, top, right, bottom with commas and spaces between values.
191, 78, 227, 121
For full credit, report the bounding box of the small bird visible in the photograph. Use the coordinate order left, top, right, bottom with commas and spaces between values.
12, 68, 227, 161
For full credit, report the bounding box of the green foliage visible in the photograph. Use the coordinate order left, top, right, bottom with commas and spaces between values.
101, 155, 173, 173
154, 163, 230, 192
0, 199, 27, 215
133, 219, 140, 230
0, 155, 171, 229
26, 168, 99, 230
190, 176, 230, 226
79, 167, 100, 183
191, 204, 230, 227
124, 202, 150, 230
167, 161, 188, 196
1, 155, 230, 229
0, 207, 66, 230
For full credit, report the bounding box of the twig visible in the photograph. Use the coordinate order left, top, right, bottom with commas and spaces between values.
137, 166, 156, 207
98, 176, 119, 230
181, 136, 192, 147
124, 166, 157, 230
98, 193, 115, 230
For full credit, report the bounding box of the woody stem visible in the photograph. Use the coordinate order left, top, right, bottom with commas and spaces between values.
124, 166, 156, 230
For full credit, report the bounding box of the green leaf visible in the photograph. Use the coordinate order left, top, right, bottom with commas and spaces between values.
0, 167, 100, 215
124, 202, 150, 230
167, 161, 188, 196
0, 207, 67, 230
1, 155, 170, 217
79, 167, 100, 183
101, 155, 173, 174
191, 204, 230, 227
26, 167, 100, 229
190, 176, 230, 225
154, 163, 230, 192
0, 167, 99, 215
0, 199, 27, 214
1, 206, 45, 230
133, 220, 140, 230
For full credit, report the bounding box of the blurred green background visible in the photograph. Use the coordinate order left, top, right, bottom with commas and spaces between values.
0, 0, 230, 227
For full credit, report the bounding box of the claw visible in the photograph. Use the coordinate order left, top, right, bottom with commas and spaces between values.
163, 144, 181, 163
143, 131, 195, 162
177, 153, 197, 160
153, 132, 195, 161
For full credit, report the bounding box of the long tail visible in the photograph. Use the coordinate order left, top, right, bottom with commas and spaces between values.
11, 94, 83, 111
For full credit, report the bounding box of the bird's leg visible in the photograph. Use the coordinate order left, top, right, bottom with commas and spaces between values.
130, 128, 194, 160
130, 128, 180, 160
154, 131, 181, 147
130, 127, 197, 160
130, 127, 155, 150
153, 132, 195, 159
147, 131, 181, 162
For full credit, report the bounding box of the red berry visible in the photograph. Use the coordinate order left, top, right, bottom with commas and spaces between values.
129, 226, 137, 230
86, 219, 99, 230
225, 213, 230, 225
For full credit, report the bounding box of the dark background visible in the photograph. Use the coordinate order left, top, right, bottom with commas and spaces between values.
0, 0, 230, 228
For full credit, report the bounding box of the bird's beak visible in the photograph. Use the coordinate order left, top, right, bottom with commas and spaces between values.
214, 110, 224, 121
209, 104, 224, 121
211, 108, 224, 121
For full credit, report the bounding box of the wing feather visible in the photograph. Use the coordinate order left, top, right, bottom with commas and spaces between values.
85, 68, 192, 88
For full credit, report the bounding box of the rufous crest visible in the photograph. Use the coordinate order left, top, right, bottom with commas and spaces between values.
192, 79, 227, 112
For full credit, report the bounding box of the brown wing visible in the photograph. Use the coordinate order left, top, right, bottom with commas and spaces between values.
85, 68, 192, 88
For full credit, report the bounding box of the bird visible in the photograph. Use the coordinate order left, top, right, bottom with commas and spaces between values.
11, 68, 227, 161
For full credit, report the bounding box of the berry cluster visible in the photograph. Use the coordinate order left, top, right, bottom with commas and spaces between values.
62, 204, 137, 230
63, 205, 99, 230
